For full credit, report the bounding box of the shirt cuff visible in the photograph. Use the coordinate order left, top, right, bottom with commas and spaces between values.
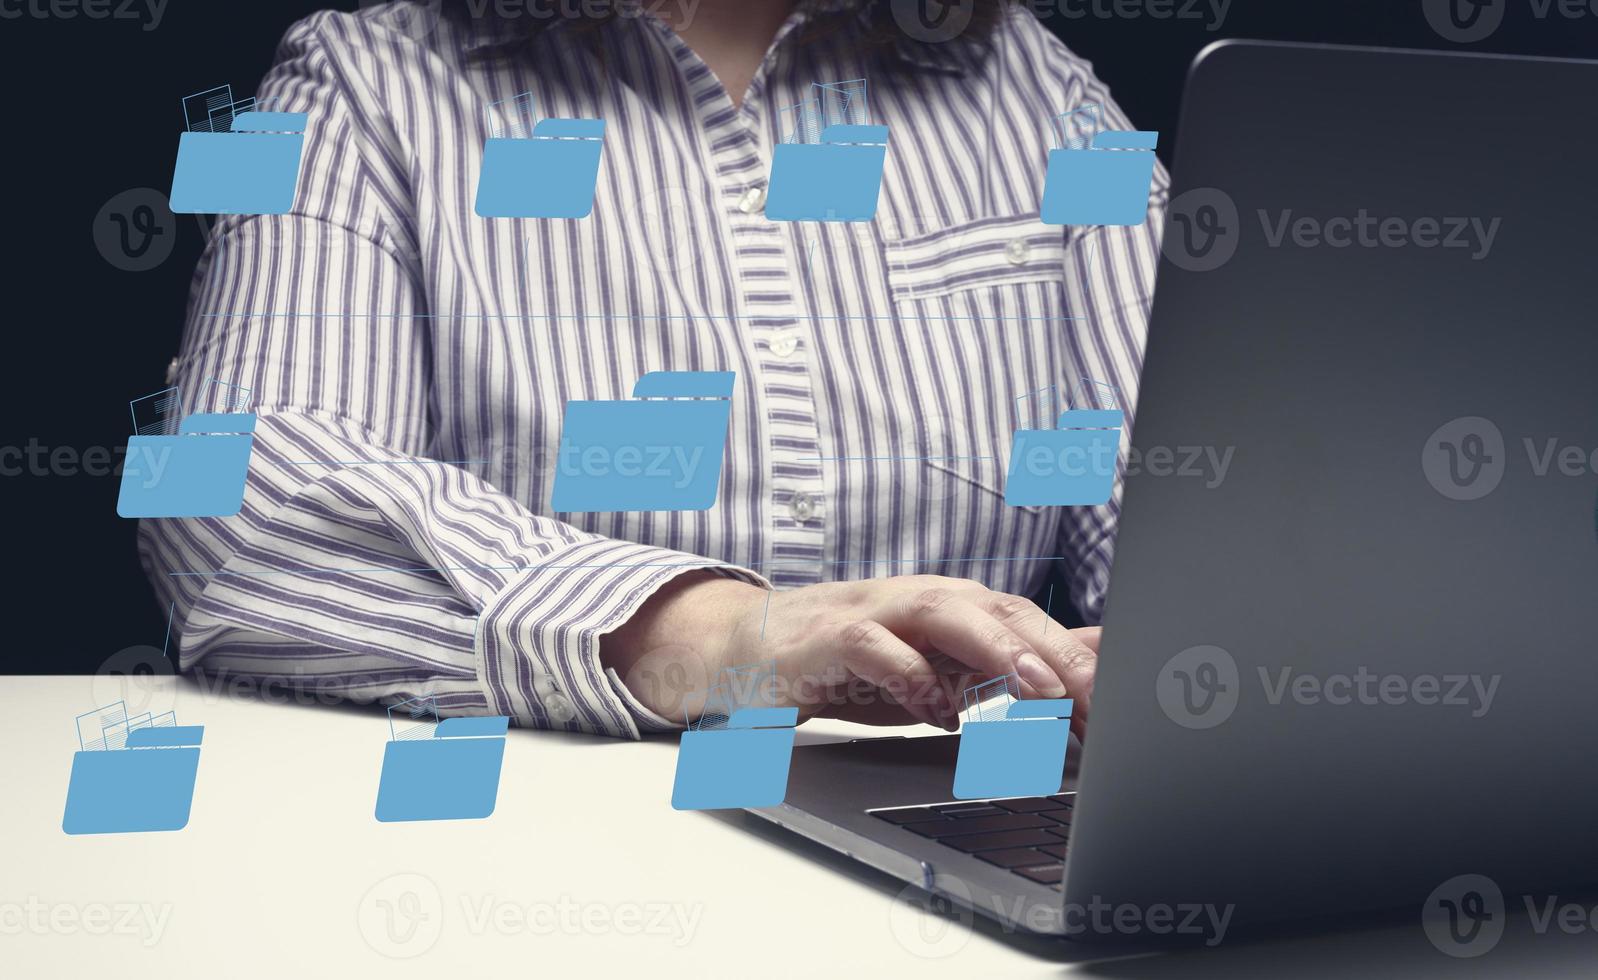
475, 537, 767, 738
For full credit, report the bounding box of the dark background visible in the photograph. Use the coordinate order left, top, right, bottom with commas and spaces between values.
3, 0, 1588, 673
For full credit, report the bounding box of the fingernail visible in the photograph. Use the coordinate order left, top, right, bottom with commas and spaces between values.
1016, 652, 1066, 697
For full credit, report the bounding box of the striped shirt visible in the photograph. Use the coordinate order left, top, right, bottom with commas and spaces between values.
139, 0, 1166, 737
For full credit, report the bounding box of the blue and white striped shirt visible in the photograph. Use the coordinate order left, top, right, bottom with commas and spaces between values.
139, 0, 1166, 737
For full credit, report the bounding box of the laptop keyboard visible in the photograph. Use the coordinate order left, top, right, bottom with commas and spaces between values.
869, 794, 1074, 888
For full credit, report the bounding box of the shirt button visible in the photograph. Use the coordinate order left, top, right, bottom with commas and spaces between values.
533, 675, 576, 723
1005, 239, 1029, 265
790, 491, 815, 523
769, 331, 799, 358
739, 186, 767, 214
544, 691, 576, 723
165, 357, 179, 385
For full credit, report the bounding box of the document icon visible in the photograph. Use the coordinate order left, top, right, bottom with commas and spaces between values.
765, 79, 888, 222
375, 698, 510, 823
117, 380, 256, 518
475, 91, 605, 218
552, 370, 734, 512
1004, 379, 1123, 507
169, 84, 306, 215
1040, 104, 1158, 227
952, 676, 1073, 800
671, 663, 798, 810
63, 702, 203, 835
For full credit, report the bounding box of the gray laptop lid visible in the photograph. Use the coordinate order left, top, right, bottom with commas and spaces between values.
1064, 40, 1598, 933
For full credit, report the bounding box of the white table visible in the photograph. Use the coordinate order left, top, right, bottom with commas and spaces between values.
3, 675, 1593, 978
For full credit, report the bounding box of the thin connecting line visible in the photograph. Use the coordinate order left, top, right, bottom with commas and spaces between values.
162, 600, 176, 659
1042, 582, 1054, 640
197, 311, 1087, 322
167, 554, 1068, 579
282, 459, 489, 466
792, 455, 995, 462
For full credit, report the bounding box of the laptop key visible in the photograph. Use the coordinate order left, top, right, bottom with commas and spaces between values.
1016, 864, 1064, 885
934, 803, 1008, 818
992, 797, 1066, 813
1045, 826, 1071, 840
901, 813, 1053, 838
1038, 843, 1067, 859
1047, 794, 1077, 806
871, 807, 942, 825
940, 828, 1060, 852
975, 847, 1052, 868
1041, 810, 1072, 826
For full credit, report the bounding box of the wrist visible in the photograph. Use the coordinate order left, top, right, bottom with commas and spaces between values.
601, 571, 766, 721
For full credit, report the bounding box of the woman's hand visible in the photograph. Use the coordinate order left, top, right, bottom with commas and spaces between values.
602, 572, 1098, 738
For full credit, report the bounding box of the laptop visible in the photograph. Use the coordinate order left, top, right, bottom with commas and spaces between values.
749, 39, 1598, 942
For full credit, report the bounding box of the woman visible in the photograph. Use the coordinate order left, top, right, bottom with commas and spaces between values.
141, 0, 1165, 738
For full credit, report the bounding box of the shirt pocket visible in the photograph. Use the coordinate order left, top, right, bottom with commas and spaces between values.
882, 213, 1076, 518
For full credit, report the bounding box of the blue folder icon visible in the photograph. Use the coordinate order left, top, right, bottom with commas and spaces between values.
169, 84, 306, 215
552, 370, 734, 512
766, 79, 888, 222
64, 702, 203, 835
475, 91, 604, 219
952, 676, 1073, 800
375, 698, 510, 823
117, 382, 256, 518
1040, 106, 1158, 227
672, 664, 799, 810
1004, 379, 1123, 507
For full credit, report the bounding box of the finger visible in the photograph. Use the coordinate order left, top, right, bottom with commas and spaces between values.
881, 587, 1065, 700
981, 595, 1099, 737
835, 619, 958, 731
